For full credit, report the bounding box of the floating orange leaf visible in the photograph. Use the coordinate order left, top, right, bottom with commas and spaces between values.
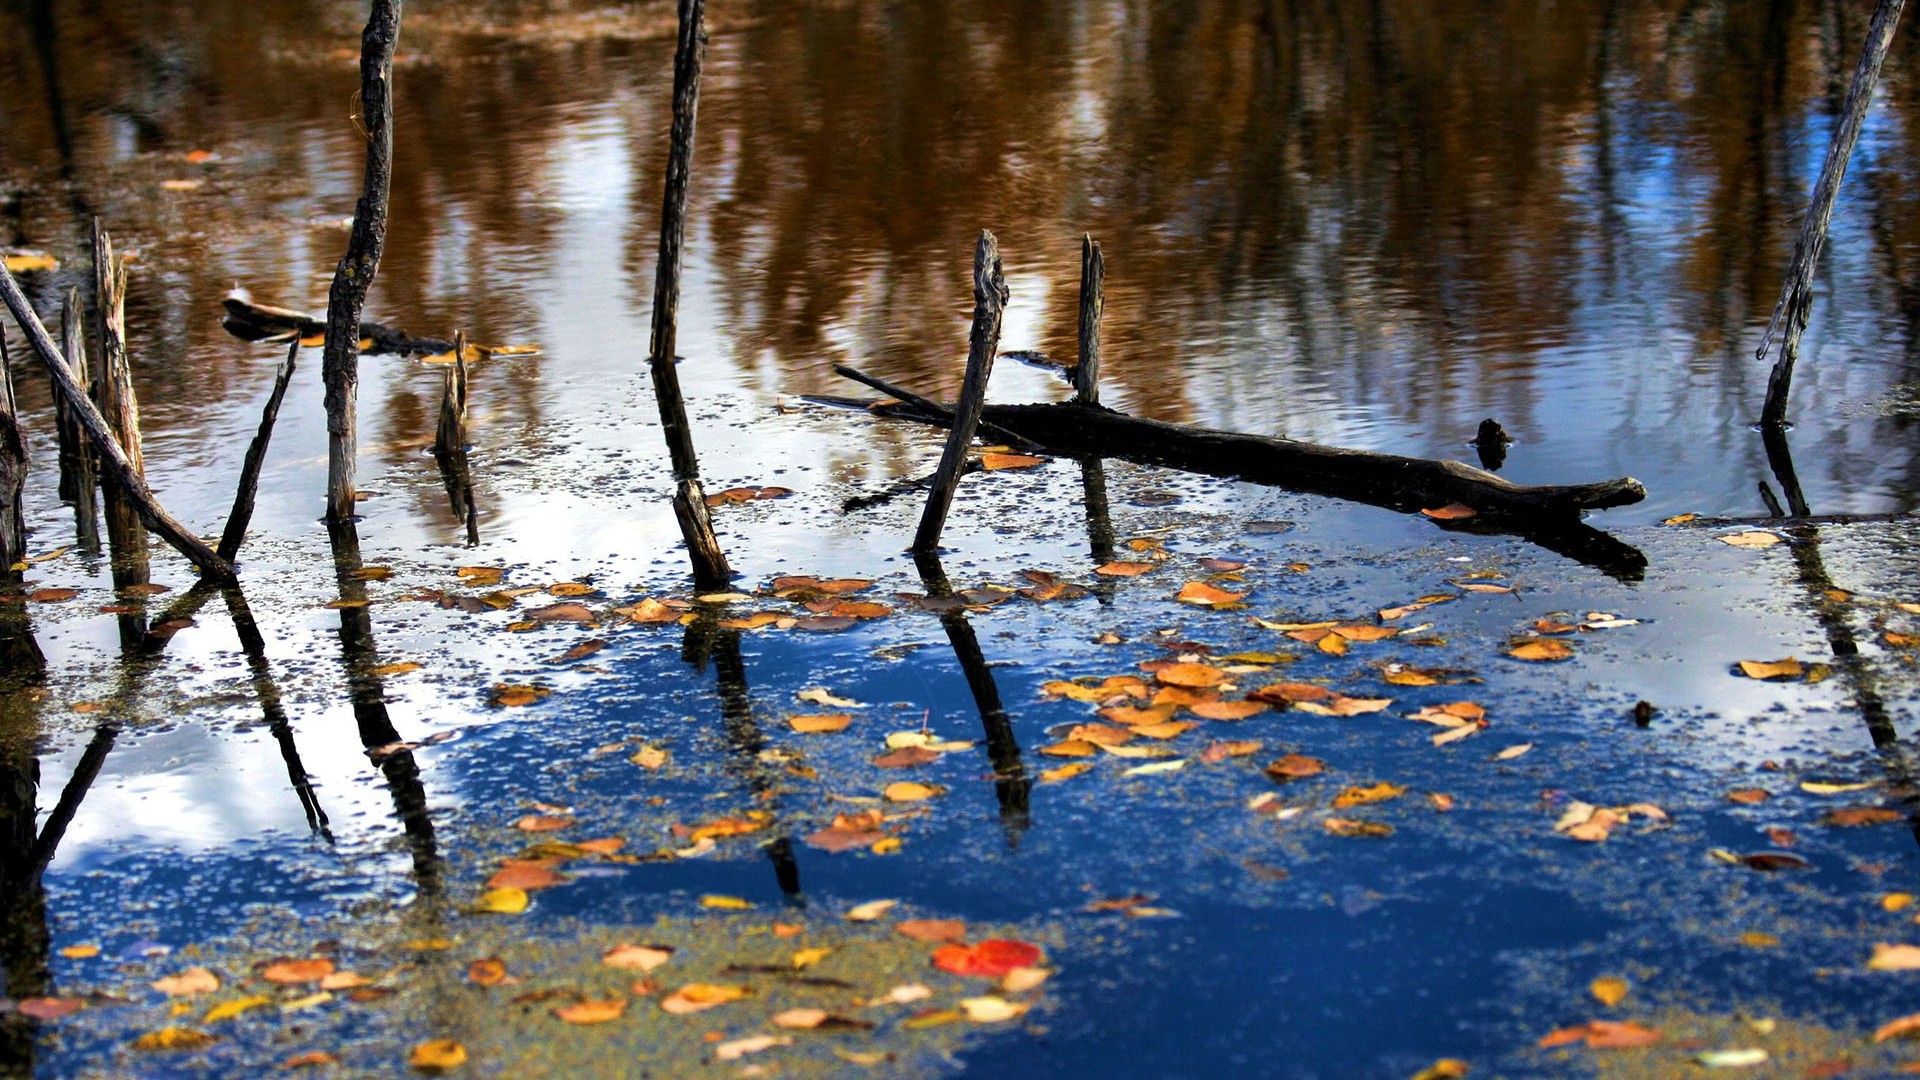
1099, 705, 1178, 727
932, 939, 1044, 978
980, 452, 1045, 470
789, 714, 852, 734
1265, 754, 1325, 780
1176, 581, 1248, 607
1294, 695, 1393, 717
659, 983, 750, 1014
603, 944, 673, 972
554, 996, 626, 1024
1823, 807, 1904, 827
1189, 700, 1269, 721
1509, 639, 1573, 661
883, 781, 945, 802
261, 958, 334, 985
1421, 503, 1477, 520
1095, 561, 1157, 577
1324, 818, 1393, 837
514, 814, 574, 832
152, 968, 220, 997
1155, 662, 1227, 688
1538, 1020, 1662, 1049
467, 958, 511, 987
1039, 739, 1098, 758
1248, 682, 1333, 705
487, 862, 565, 890
1333, 782, 1406, 808
1041, 762, 1093, 782
1200, 740, 1263, 764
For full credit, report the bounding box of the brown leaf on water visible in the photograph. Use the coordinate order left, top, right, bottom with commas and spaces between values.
1095, 561, 1157, 577
488, 862, 566, 890
374, 661, 422, 676
514, 814, 574, 832
1875, 1012, 1920, 1042
771, 576, 872, 597
1421, 503, 1477, 520
550, 638, 606, 664
1509, 639, 1573, 661
1265, 754, 1325, 780
805, 815, 889, 853
1041, 762, 1094, 782
261, 958, 335, 985
1737, 658, 1803, 680
1324, 818, 1393, 837
1823, 807, 1905, 827
467, 958, 511, 987
16, 997, 84, 1020
789, 714, 852, 734
456, 565, 505, 584
528, 602, 596, 624
132, 1027, 218, 1051
26, 588, 77, 603
1332, 624, 1399, 642
883, 782, 946, 802
1042, 676, 1148, 702
1039, 739, 1098, 758
630, 746, 669, 770
1199, 740, 1263, 764
1742, 852, 1811, 871
1409, 702, 1487, 725
554, 996, 626, 1024
1066, 723, 1133, 746
1150, 685, 1216, 707
1176, 581, 1248, 607
1248, 682, 1333, 705
491, 685, 551, 708
1726, 788, 1770, 805
1333, 782, 1406, 808
873, 746, 940, 768
1188, 700, 1270, 721
896, 919, 967, 944
615, 598, 681, 624
603, 944, 674, 971
1100, 704, 1178, 726
1133, 720, 1199, 740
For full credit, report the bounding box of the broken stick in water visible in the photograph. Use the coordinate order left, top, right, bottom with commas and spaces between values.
0, 332, 25, 581
217, 336, 301, 564
56, 289, 98, 550
91, 221, 150, 583
1074, 234, 1103, 407
912, 230, 1009, 554
643, 0, 731, 589
434, 329, 470, 456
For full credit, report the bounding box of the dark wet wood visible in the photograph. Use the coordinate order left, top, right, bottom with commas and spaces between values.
90, 222, 149, 576
54, 291, 97, 547
0, 259, 234, 580
434, 329, 470, 456
322, 0, 403, 523
865, 398, 1644, 521
644, 0, 730, 589
913, 230, 1008, 553
1074, 235, 1104, 407
832, 364, 1032, 451
0, 333, 25, 580
222, 293, 453, 356
217, 336, 300, 563
1758, 0, 1907, 427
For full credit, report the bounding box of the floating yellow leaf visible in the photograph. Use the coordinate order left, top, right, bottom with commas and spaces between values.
1040, 762, 1094, 783
1737, 658, 1803, 680
202, 995, 272, 1023
1294, 695, 1393, 717
1495, 743, 1534, 761
789, 713, 852, 734
408, 1039, 468, 1071
1738, 932, 1779, 948
1885, 894, 1916, 913
698, 894, 752, 910
1188, 700, 1269, 721
1802, 780, 1878, 795
3, 252, 58, 273
473, 887, 530, 914
659, 982, 751, 1014
553, 996, 626, 1024
630, 746, 669, 770
1333, 782, 1406, 808
980, 453, 1045, 470
59, 944, 99, 960
1122, 759, 1187, 777
958, 996, 1031, 1023
883, 782, 945, 802
1590, 976, 1629, 1007
1870, 944, 1920, 971
1719, 531, 1782, 548
715, 1034, 794, 1061
791, 946, 832, 969
132, 1027, 217, 1051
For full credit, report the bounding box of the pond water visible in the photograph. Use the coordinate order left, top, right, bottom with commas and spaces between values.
3, 0, 1920, 1076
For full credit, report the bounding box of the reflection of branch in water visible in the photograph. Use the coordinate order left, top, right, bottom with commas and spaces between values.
1432, 518, 1649, 584
327, 520, 441, 899
222, 586, 332, 841
434, 450, 481, 546
0, 612, 48, 1074
1079, 457, 1117, 566
914, 551, 1030, 842
681, 619, 802, 902
1760, 425, 1812, 518
1775, 523, 1920, 850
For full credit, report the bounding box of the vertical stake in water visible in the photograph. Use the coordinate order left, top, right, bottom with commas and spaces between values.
0, 332, 26, 582
434, 329, 470, 456
1756, 0, 1906, 429
1074, 235, 1103, 407
645, 0, 732, 589
56, 290, 97, 550
321, 0, 403, 524
90, 220, 147, 577
912, 230, 1009, 554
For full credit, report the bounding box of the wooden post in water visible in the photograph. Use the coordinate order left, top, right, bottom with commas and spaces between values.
0, 264, 233, 580
321, 0, 403, 523
90, 221, 149, 581
1757, 0, 1907, 428
644, 0, 731, 589
433, 330, 469, 456
56, 293, 97, 550
1073, 235, 1103, 407
0, 334, 26, 582
912, 230, 1009, 554
217, 337, 300, 564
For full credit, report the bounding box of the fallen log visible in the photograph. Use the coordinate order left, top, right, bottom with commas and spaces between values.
824, 382, 1645, 524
